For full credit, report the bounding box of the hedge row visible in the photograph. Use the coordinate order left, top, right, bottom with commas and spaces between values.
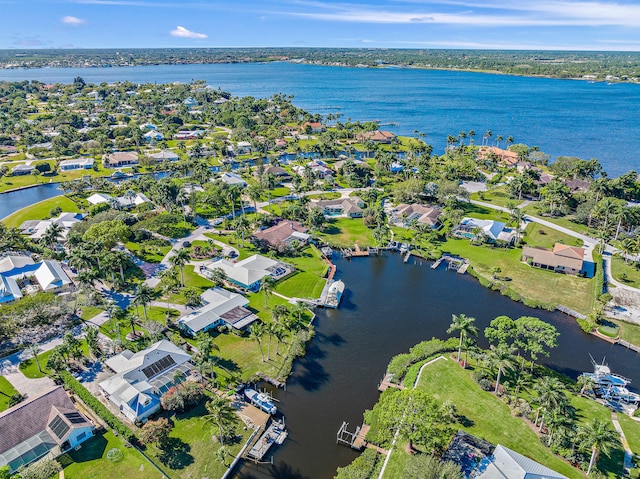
58, 371, 137, 442
386, 337, 459, 384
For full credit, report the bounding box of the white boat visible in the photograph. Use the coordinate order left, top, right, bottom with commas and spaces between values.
581, 359, 631, 388
325, 280, 345, 309
245, 388, 277, 415
603, 385, 640, 404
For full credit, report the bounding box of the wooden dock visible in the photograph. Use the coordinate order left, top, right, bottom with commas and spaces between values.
245, 419, 288, 463
403, 251, 411, 263
431, 257, 444, 269
255, 372, 286, 389
378, 373, 405, 392
344, 243, 370, 259
336, 422, 369, 450
457, 262, 469, 274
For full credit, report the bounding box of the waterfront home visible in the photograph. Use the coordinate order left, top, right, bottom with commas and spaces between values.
361, 130, 396, 143
453, 218, 516, 244
86, 192, 113, 205
264, 166, 292, 182
522, 243, 586, 276
391, 203, 442, 228
59, 157, 94, 171
143, 130, 164, 142
219, 172, 247, 187
99, 340, 193, 423
0, 257, 72, 303
178, 287, 259, 335
252, 220, 311, 249
149, 149, 179, 162
475, 445, 568, 479
301, 121, 325, 133
113, 192, 152, 209
205, 254, 291, 291
311, 197, 365, 219
0, 386, 94, 473
477, 146, 519, 167
564, 178, 590, 193
104, 151, 138, 168
183, 97, 198, 107
18, 212, 84, 239
11, 164, 35, 176
293, 161, 334, 179
235, 141, 252, 155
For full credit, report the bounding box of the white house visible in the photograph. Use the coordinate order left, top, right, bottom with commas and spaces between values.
205, 254, 291, 291
0, 257, 72, 303
59, 158, 94, 171
475, 444, 568, 479
235, 141, 252, 155
113, 192, 151, 209
143, 130, 164, 142
453, 217, 516, 243
0, 387, 94, 473
149, 150, 179, 162
86, 192, 113, 205
311, 197, 365, 219
219, 172, 247, 188
11, 164, 35, 176
178, 287, 259, 335
99, 340, 193, 423
19, 212, 84, 239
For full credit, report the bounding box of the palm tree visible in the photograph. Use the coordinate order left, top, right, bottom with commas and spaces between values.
42, 222, 64, 249
533, 376, 566, 430
447, 314, 478, 363
127, 311, 141, 337
578, 418, 619, 475
133, 283, 157, 320
203, 397, 238, 445
250, 322, 267, 362
488, 344, 516, 393
260, 276, 276, 308
510, 207, 525, 245
28, 344, 42, 373
169, 248, 191, 287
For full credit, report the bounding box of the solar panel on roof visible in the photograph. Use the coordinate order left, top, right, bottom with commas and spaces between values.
64, 412, 86, 424
48, 416, 70, 440
141, 355, 176, 379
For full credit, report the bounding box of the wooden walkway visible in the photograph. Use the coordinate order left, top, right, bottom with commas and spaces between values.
352, 424, 370, 449
344, 243, 370, 258
378, 373, 406, 392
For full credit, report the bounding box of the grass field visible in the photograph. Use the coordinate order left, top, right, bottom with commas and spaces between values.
167, 266, 214, 304
60, 429, 163, 479
275, 246, 328, 299
442, 239, 596, 314
523, 222, 584, 249
0, 376, 19, 412
522, 204, 591, 236
2, 195, 81, 226
618, 413, 640, 456
470, 185, 517, 208
414, 358, 619, 479
0, 164, 115, 194
145, 401, 251, 479
611, 256, 640, 288
19, 341, 89, 379
316, 217, 376, 248
125, 240, 172, 263
611, 319, 640, 347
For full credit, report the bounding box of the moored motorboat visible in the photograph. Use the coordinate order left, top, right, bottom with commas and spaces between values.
244, 388, 277, 415
325, 280, 345, 308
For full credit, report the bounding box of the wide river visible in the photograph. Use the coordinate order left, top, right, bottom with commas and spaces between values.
1, 62, 640, 176
235, 253, 640, 479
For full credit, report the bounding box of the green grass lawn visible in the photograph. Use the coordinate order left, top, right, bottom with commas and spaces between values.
145, 400, 251, 479
611, 256, 640, 288
306, 192, 341, 200
59, 429, 163, 479
125, 240, 172, 263
617, 413, 640, 456
523, 222, 584, 249
2, 195, 81, 226
316, 217, 376, 248
0, 165, 115, 194
611, 319, 640, 347
522, 204, 591, 235
19, 341, 89, 379
443, 239, 596, 314
79, 305, 105, 321
275, 246, 328, 299
166, 266, 214, 304
100, 306, 180, 341
415, 358, 611, 479
471, 185, 518, 208
0, 376, 19, 412
461, 202, 512, 223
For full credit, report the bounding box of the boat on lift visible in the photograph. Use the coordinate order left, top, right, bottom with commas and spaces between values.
580, 357, 631, 388
244, 388, 277, 415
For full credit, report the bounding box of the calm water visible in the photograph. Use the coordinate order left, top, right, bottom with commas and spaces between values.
235, 253, 640, 479
0, 183, 63, 219
1, 63, 640, 176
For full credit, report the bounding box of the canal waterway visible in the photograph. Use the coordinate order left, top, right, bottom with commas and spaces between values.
0, 183, 64, 219
236, 252, 640, 479
1, 63, 639, 176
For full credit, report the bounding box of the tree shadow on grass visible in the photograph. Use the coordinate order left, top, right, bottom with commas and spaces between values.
58, 431, 108, 466
157, 437, 194, 470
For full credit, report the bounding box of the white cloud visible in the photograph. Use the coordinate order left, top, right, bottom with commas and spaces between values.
61, 15, 86, 25
170, 26, 208, 39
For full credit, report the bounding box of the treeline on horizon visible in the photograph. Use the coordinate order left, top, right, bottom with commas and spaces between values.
2, 48, 640, 81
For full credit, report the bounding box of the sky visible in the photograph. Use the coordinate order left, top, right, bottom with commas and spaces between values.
3, 0, 640, 51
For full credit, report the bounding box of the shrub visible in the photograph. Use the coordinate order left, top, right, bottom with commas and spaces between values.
386, 338, 458, 384
472, 369, 488, 383
17, 459, 61, 479
58, 371, 136, 442
335, 448, 383, 479
139, 418, 172, 446
160, 381, 205, 411
478, 379, 493, 391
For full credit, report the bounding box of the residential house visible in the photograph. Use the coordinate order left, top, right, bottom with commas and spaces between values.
453, 217, 516, 243
477, 146, 519, 167
235, 141, 252, 155
301, 122, 325, 133
219, 172, 247, 188
19, 212, 84, 239
205, 254, 291, 291
252, 220, 311, 249
311, 197, 365, 219
0, 387, 94, 473
522, 243, 586, 276
265, 166, 292, 183
104, 151, 138, 168
59, 157, 94, 171
143, 130, 164, 142
0, 145, 18, 154
99, 340, 193, 423
141, 123, 157, 130
149, 150, 179, 162
293, 161, 334, 179
475, 445, 568, 479
183, 97, 199, 107
390, 162, 404, 173
86, 193, 113, 205
564, 178, 590, 193
178, 287, 259, 335
362, 130, 396, 143
174, 130, 204, 140
0, 257, 72, 303
11, 164, 35, 176
391, 203, 442, 228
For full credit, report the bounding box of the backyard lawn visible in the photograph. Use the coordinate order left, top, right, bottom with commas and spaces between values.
275, 246, 328, 299
59, 429, 163, 479
125, 240, 172, 263
618, 413, 640, 456
166, 266, 214, 304
523, 222, 583, 249
0, 376, 19, 412
19, 341, 89, 379
470, 185, 517, 208
442, 239, 596, 314
415, 358, 620, 479
145, 401, 252, 479
2, 195, 81, 226
100, 306, 181, 341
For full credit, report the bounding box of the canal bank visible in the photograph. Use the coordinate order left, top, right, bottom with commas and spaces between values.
234, 252, 640, 479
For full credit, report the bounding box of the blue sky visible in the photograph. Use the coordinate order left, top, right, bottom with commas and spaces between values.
3, 0, 640, 51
